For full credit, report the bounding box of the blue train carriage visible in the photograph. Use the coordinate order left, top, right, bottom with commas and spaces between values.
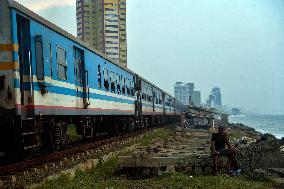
0, 0, 182, 160
140, 77, 181, 125
140, 78, 166, 126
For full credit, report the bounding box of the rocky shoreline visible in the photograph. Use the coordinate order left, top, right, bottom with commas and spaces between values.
227, 122, 284, 175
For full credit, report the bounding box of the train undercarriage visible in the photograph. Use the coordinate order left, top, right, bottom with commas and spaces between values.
0, 111, 180, 165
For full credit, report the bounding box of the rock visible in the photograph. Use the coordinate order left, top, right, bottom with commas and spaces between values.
280, 137, 284, 145
184, 166, 193, 174
237, 134, 284, 172
254, 169, 267, 177
258, 133, 277, 142
268, 168, 284, 177
203, 167, 212, 175
193, 167, 203, 175
141, 168, 151, 177
165, 165, 176, 173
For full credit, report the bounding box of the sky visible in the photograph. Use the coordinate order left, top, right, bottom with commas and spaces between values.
16, 0, 284, 114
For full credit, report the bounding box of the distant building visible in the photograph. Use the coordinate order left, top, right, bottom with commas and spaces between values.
193, 91, 201, 106
174, 82, 195, 106
206, 94, 214, 107
76, 0, 127, 67
207, 87, 222, 108
232, 108, 240, 115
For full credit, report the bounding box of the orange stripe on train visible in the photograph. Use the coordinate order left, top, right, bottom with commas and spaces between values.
0, 44, 19, 52
0, 62, 19, 70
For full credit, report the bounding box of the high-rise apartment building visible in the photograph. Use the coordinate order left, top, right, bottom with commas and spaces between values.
206, 87, 222, 108
76, 0, 127, 67
174, 82, 195, 106
193, 91, 201, 106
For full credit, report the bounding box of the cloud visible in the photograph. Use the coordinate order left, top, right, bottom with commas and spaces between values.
17, 0, 75, 12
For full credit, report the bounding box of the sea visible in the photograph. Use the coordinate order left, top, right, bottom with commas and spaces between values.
229, 114, 284, 139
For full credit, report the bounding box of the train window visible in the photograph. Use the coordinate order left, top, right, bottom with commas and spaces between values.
56, 46, 67, 80
103, 63, 109, 91
74, 47, 83, 83
49, 43, 53, 77
156, 94, 158, 104
126, 79, 130, 96
122, 77, 125, 95
35, 35, 44, 80
130, 80, 134, 96
110, 71, 115, 93
109, 71, 112, 91
0, 75, 5, 90
116, 74, 120, 94
98, 65, 101, 89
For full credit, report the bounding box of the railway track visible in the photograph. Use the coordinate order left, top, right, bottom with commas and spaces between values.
0, 127, 159, 186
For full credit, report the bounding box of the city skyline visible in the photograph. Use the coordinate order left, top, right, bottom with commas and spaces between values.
15, 0, 284, 114
174, 82, 201, 107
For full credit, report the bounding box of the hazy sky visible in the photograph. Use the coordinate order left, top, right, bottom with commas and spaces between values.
17, 0, 284, 114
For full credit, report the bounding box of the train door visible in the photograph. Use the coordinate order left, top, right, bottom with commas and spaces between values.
134, 74, 142, 117
162, 92, 166, 117
169, 97, 172, 114
17, 15, 40, 154
173, 99, 176, 114
17, 15, 33, 107
74, 47, 89, 109
82, 54, 89, 109
152, 88, 155, 113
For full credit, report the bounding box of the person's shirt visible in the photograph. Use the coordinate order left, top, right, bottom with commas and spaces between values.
211, 133, 230, 150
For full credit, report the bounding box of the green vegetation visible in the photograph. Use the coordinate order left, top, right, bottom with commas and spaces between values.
228, 129, 245, 143
227, 128, 260, 144
35, 127, 282, 189
37, 157, 281, 189
67, 124, 81, 142
139, 127, 172, 146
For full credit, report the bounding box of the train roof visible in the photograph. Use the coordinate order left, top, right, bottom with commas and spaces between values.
8, 0, 175, 99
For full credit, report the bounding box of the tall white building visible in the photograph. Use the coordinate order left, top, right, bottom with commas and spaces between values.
174, 82, 194, 106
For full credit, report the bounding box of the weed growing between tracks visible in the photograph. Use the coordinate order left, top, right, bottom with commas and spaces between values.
34, 127, 172, 188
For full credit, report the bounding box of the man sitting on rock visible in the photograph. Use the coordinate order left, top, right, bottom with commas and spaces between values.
211, 126, 237, 175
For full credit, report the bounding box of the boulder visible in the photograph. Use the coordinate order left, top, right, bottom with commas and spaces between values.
237, 134, 284, 172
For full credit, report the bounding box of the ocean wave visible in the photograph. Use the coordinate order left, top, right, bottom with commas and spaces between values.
253, 128, 283, 139
229, 114, 247, 118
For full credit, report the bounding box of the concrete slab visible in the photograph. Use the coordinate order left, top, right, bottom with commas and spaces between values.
268, 168, 284, 177
194, 167, 203, 175
119, 156, 185, 168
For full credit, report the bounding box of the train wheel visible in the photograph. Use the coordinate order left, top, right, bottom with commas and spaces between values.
144, 118, 149, 128
128, 118, 135, 133
21, 149, 33, 160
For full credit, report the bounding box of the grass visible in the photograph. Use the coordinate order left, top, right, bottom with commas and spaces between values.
67, 124, 82, 142
37, 157, 281, 189
139, 127, 173, 146
227, 129, 245, 143
35, 127, 283, 189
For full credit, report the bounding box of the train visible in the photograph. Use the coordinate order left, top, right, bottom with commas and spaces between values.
0, 0, 185, 162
